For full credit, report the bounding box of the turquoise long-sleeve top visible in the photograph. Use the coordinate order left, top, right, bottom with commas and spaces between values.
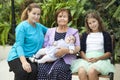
7, 20, 47, 61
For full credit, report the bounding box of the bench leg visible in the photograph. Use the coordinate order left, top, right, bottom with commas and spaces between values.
109, 72, 114, 80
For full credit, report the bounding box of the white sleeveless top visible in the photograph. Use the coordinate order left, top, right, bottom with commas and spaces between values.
86, 32, 104, 53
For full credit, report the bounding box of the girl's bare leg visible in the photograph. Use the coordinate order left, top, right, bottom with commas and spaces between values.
78, 67, 88, 80
88, 68, 99, 80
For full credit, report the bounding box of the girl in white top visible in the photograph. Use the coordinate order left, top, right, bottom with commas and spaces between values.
71, 10, 115, 80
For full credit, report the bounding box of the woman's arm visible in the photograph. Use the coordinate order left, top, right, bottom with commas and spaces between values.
55, 46, 80, 57
16, 24, 31, 73
72, 46, 80, 54
55, 48, 69, 57
52, 28, 80, 57
20, 56, 32, 73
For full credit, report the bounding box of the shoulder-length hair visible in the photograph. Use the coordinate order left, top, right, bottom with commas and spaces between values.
85, 10, 105, 34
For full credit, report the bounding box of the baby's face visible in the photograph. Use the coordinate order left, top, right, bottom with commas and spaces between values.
65, 36, 75, 44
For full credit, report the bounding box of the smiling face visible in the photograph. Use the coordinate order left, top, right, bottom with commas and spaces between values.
55, 8, 72, 27
87, 18, 99, 32
57, 11, 69, 27
85, 10, 105, 33
27, 8, 41, 23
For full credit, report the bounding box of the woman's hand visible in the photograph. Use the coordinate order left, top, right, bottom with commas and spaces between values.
20, 56, 32, 73
22, 61, 32, 73
55, 47, 69, 57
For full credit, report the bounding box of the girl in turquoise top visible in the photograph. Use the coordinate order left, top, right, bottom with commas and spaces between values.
7, 3, 47, 80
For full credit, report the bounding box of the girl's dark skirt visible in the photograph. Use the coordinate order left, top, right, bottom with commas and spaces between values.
38, 58, 71, 80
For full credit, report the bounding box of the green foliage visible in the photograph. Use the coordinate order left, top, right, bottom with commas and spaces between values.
105, 0, 120, 21
0, 22, 11, 45
0, 0, 11, 45
39, 0, 87, 29
0, 0, 120, 62
105, 0, 120, 62
113, 5, 120, 21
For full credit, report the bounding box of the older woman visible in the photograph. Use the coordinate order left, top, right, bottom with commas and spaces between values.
37, 8, 80, 80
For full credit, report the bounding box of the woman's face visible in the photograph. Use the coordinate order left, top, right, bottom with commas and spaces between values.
28, 8, 41, 23
87, 18, 99, 32
57, 11, 69, 27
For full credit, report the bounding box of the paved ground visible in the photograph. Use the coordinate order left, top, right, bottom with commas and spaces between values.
0, 46, 120, 80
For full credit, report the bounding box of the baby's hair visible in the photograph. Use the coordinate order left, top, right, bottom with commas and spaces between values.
69, 35, 76, 43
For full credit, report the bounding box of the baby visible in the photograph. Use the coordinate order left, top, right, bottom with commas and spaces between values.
29, 35, 76, 63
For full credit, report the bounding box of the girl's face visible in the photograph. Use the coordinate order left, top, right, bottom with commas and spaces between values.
28, 8, 41, 23
87, 18, 99, 32
57, 11, 69, 27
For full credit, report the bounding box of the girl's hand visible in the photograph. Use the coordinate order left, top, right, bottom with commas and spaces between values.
22, 61, 32, 73
84, 58, 91, 62
87, 58, 98, 63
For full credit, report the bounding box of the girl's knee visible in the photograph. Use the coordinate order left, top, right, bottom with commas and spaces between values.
88, 68, 98, 76
78, 67, 86, 75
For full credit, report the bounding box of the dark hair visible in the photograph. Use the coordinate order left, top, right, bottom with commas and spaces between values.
21, 3, 41, 21
55, 8, 72, 25
85, 10, 105, 33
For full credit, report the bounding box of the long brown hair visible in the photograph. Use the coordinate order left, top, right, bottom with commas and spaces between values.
21, 3, 41, 21
85, 10, 105, 33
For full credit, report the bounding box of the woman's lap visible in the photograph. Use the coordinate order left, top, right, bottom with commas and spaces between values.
8, 58, 38, 80
38, 58, 71, 80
